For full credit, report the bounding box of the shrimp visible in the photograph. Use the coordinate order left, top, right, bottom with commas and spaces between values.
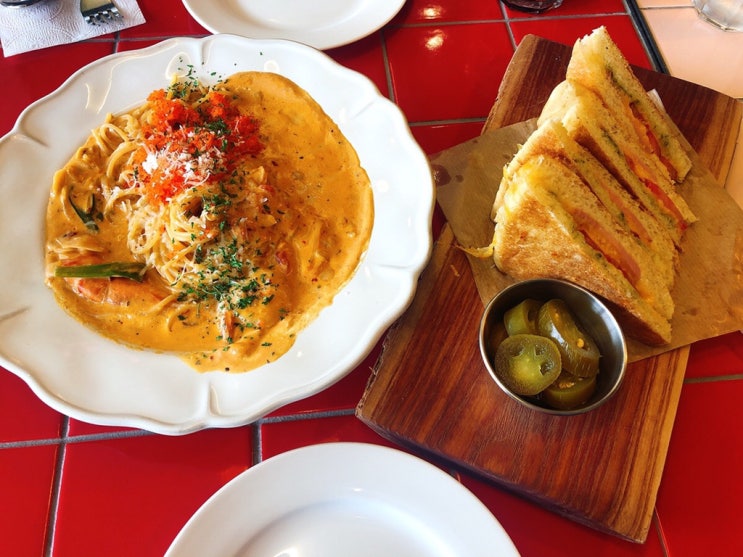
57, 252, 166, 307
66, 275, 165, 306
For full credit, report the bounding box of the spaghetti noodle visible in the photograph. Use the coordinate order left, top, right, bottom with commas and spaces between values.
45, 71, 374, 372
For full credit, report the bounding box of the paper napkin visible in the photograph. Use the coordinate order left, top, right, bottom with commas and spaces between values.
0, 0, 145, 57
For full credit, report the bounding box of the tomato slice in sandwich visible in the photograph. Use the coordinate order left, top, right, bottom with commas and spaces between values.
569, 208, 642, 290
629, 103, 680, 182
626, 155, 688, 234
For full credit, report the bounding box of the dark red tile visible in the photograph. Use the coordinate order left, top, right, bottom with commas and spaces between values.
328, 34, 389, 97
0, 41, 114, 137
268, 345, 381, 417
655, 380, 743, 557
0, 445, 58, 556
0, 370, 63, 442
385, 22, 514, 123
510, 15, 653, 69
460, 473, 666, 556
120, 0, 209, 38
685, 332, 743, 379
260, 413, 396, 459
53, 429, 252, 556
394, 0, 504, 24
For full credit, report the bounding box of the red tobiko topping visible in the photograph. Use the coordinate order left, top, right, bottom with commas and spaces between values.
130, 88, 264, 204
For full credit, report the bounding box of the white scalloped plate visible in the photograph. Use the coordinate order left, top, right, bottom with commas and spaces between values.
0, 35, 433, 435
165, 443, 520, 556
182, 0, 405, 50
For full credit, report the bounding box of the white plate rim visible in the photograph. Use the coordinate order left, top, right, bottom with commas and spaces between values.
182, 0, 406, 50
165, 442, 521, 556
0, 35, 433, 435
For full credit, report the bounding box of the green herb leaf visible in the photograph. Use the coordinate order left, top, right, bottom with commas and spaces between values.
69, 194, 99, 232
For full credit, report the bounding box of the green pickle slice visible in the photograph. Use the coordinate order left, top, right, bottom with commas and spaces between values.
503, 298, 541, 336
542, 371, 597, 410
537, 299, 600, 378
493, 334, 561, 396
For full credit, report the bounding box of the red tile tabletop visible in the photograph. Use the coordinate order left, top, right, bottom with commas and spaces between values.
1, 1, 742, 556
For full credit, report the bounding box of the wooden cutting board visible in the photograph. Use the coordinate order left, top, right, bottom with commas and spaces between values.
356, 35, 743, 543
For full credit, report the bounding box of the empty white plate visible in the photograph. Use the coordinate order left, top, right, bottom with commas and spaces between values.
182, 0, 406, 50
165, 443, 521, 556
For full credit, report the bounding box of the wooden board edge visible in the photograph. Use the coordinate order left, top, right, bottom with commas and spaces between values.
356, 226, 458, 416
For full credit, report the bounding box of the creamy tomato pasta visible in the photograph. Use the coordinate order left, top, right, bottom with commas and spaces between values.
45, 71, 373, 372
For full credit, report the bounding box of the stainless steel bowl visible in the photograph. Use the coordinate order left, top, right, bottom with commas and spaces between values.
479, 278, 627, 415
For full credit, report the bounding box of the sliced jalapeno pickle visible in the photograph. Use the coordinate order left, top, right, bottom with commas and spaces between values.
542, 371, 597, 410
537, 299, 600, 378
503, 298, 541, 336
493, 334, 561, 396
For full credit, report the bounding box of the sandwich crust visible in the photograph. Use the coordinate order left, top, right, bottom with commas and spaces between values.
494, 119, 679, 285
485, 26, 696, 346
539, 80, 696, 245
566, 25, 692, 183
492, 157, 673, 345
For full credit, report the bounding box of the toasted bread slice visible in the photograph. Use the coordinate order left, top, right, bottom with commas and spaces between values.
492, 155, 673, 345
493, 119, 679, 284
566, 26, 692, 183
539, 81, 696, 245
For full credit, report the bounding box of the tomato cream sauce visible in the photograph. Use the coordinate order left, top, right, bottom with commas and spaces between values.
44, 71, 374, 372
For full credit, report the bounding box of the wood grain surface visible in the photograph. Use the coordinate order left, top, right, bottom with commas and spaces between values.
356, 35, 742, 543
